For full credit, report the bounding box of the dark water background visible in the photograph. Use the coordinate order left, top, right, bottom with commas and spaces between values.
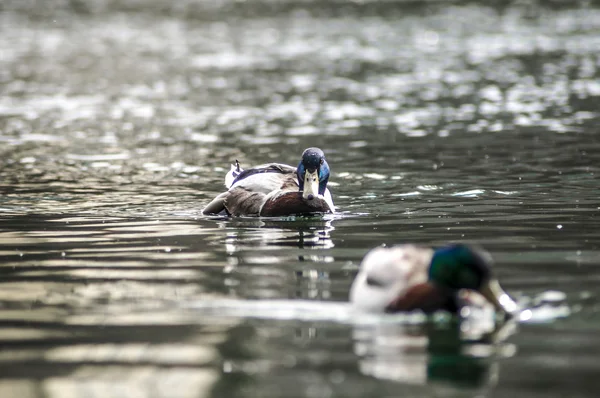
1, 0, 600, 397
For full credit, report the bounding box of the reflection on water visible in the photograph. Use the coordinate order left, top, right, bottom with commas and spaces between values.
219, 218, 336, 253
2, 0, 600, 397
354, 320, 516, 389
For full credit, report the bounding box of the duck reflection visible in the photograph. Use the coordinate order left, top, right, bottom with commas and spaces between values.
215, 218, 337, 300
217, 218, 335, 258
353, 318, 516, 389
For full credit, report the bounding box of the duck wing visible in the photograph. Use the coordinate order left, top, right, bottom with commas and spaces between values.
223, 188, 267, 217
350, 245, 432, 313
231, 163, 298, 194
203, 187, 269, 217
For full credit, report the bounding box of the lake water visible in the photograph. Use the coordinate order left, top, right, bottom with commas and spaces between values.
1, 1, 599, 397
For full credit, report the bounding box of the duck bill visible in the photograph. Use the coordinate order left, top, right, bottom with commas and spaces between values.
479, 279, 519, 316
302, 169, 320, 200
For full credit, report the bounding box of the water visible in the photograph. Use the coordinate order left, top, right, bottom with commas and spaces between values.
1, 1, 600, 397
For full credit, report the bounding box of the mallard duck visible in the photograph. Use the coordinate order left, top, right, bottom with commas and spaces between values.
350, 244, 518, 316
202, 147, 335, 217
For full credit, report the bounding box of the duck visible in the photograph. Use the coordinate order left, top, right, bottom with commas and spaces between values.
350, 244, 518, 316
202, 147, 335, 217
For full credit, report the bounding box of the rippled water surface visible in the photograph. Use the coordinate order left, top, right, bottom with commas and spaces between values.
1, 1, 600, 397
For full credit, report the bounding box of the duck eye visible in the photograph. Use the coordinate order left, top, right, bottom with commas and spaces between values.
320, 159, 324, 165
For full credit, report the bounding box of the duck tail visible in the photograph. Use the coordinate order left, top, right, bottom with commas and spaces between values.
201, 191, 230, 216
225, 160, 244, 188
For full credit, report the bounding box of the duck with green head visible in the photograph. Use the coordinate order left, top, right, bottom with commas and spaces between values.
202, 148, 335, 217
350, 244, 518, 316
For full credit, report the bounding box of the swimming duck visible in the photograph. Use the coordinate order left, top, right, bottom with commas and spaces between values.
202, 147, 335, 217
350, 244, 518, 316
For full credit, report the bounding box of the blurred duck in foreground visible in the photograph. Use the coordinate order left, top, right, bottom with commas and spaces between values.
350, 244, 518, 316
202, 147, 335, 217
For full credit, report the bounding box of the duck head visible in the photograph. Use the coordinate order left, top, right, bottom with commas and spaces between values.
428, 244, 518, 315
297, 147, 330, 201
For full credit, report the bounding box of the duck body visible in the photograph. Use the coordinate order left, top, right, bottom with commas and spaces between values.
350, 244, 518, 316
202, 148, 335, 217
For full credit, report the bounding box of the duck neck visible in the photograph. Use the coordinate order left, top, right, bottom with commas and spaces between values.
318, 175, 328, 195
